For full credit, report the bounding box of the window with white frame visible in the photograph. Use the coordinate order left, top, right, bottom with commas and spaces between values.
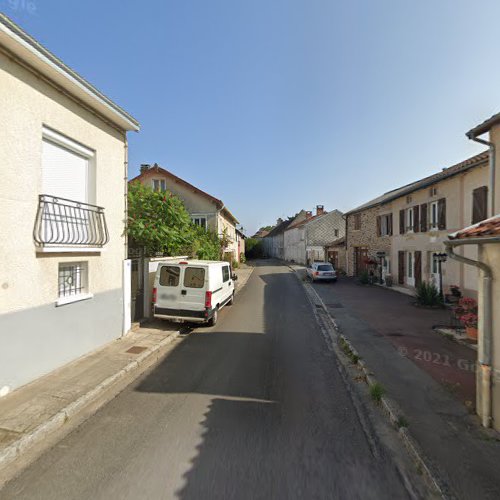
58, 262, 88, 298
429, 201, 439, 229
406, 208, 414, 232
380, 214, 392, 236
153, 179, 166, 192
192, 217, 207, 230
407, 252, 413, 278
42, 127, 95, 204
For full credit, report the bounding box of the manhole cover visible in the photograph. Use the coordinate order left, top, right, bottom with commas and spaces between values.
326, 303, 344, 308
126, 346, 148, 354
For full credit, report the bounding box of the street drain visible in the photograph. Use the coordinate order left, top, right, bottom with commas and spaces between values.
126, 346, 148, 354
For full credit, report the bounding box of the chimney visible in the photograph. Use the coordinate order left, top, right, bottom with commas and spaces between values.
316, 205, 325, 216
306, 211, 313, 219
140, 164, 150, 174
277, 218, 283, 225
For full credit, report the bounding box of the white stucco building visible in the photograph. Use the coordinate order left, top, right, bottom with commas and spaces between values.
0, 14, 139, 394
284, 206, 345, 265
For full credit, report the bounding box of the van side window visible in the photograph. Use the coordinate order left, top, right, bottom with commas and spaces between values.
160, 266, 180, 287
222, 266, 230, 283
184, 267, 205, 288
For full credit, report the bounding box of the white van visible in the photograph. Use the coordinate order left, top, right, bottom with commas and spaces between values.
153, 260, 237, 326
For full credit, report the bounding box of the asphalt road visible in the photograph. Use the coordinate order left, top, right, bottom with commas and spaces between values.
2, 262, 411, 500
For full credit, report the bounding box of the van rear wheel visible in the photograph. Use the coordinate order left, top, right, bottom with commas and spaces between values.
208, 307, 218, 326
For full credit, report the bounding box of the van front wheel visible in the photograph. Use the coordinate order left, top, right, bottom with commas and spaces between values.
208, 307, 218, 326
227, 293, 234, 306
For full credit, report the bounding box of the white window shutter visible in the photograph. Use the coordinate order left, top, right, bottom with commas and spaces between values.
42, 139, 88, 203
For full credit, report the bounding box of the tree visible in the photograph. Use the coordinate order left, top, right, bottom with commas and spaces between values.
127, 182, 223, 259
245, 238, 264, 259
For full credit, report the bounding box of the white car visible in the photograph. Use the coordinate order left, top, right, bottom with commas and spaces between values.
153, 260, 237, 325
306, 262, 337, 282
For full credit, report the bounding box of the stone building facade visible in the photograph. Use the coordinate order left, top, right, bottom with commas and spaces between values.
345, 203, 392, 279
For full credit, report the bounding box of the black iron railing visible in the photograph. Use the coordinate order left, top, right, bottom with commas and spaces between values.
33, 194, 109, 248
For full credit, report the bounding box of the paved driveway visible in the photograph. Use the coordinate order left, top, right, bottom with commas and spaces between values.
310, 276, 500, 500
312, 277, 476, 405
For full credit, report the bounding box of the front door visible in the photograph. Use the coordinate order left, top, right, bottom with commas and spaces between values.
354, 247, 368, 276
428, 251, 439, 288
407, 251, 415, 287
328, 250, 338, 269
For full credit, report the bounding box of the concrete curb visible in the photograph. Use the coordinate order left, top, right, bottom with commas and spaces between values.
0, 330, 180, 486
297, 273, 449, 499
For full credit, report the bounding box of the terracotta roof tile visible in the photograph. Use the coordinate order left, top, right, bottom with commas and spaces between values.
449, 214, 500, 239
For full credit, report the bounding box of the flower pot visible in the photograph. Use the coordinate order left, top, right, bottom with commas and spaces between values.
466, 326, 478, 340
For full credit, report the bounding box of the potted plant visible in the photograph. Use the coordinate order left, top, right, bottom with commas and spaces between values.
456, 297, 478, 340
461, 313, 478, 340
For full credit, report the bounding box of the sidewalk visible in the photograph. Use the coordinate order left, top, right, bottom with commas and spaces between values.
234, 263, 253, 293
0, 322, 180, 487
309, 276, 500, 500
0, 265, 254, 487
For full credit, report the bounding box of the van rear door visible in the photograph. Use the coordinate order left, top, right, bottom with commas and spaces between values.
156, 264, 182, 310
221, 264, 233, 302
179, 266, 207, 311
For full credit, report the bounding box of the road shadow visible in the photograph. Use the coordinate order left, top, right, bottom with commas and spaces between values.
134, 264, 410, 499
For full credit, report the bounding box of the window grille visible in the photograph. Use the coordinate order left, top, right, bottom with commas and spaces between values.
58, 262, 87, 297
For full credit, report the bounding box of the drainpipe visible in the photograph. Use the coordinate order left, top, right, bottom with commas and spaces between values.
467, 135, 495, 217
444, 237, 500, 427
124, 134, 129, 259
342, 214, 349, 274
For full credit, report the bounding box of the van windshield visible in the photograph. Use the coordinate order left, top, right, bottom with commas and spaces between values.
159, 266, 180, 287
184, 267, 205, 288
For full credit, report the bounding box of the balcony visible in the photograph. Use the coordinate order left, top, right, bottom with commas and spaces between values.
34, 194, 109, 250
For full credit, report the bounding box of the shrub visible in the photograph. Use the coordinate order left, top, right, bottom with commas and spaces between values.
415, 281, 442, 306
232, 260, 239, 269
245, 238, 264, 259
397, 416, 408, 428
240, 253, 246, 264
359, 270, 370, 285
370, 383, 385, 402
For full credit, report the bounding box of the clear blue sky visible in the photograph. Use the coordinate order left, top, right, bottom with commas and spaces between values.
5, 0, 500, 233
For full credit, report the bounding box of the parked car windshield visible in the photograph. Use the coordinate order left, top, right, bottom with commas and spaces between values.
159, 266, 180, 287
317, 265, 334, 271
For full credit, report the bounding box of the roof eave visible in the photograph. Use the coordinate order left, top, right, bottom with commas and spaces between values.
466, 112, 500, 140
0, 14, 139, 132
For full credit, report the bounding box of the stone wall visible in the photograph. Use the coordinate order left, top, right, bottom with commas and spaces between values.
346, 205, 392, 276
